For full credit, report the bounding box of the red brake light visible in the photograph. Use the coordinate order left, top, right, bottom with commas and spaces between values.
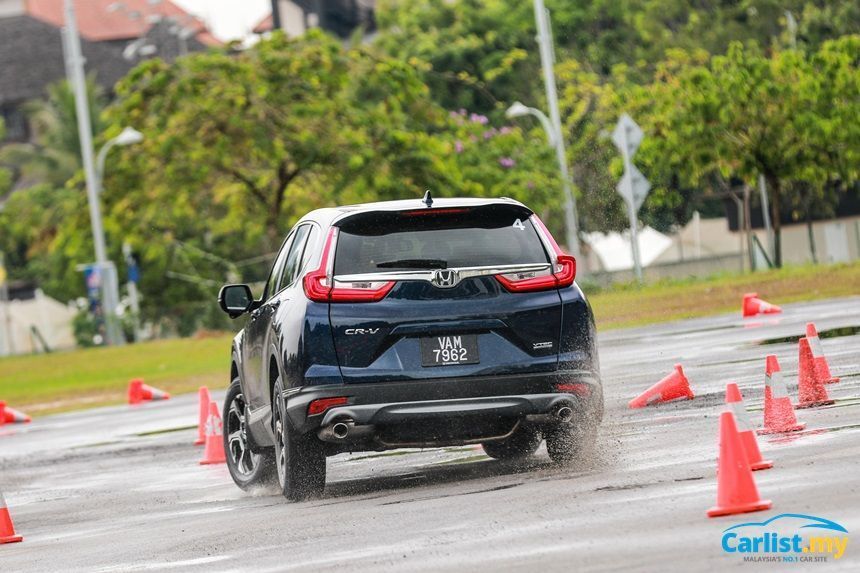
307, 396, 349, 416
400, 208, 470, 217
495, 215, 576, 293
555, 383, 591, 397
303, 227, 394, 303
553, 255, 576, 288
495, 268, 558, 292
303, 227, 337, 303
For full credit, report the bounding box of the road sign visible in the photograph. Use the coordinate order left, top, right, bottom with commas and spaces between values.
611, 113, 643, 158
616, 164, 651, 212
612, 113, 649, 282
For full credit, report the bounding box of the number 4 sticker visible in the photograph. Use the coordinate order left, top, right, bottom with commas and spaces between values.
512, 218, 525, 230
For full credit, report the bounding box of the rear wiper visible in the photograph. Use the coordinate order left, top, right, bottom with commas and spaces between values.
376, 259, 448, 269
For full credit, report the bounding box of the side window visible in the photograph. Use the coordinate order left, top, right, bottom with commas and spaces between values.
265, 233, 294, 300
300, 226, 320, 272
278, 225, 311, 291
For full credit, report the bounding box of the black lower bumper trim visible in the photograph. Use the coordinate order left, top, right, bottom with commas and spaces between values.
284, 370, 602, 439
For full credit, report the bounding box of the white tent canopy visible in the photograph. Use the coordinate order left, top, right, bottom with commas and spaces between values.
584, 227, 674, 272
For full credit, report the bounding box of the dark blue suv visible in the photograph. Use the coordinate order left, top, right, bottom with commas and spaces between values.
218, 195, 602, 500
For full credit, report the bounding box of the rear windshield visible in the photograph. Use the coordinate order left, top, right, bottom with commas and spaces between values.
333, 205, 549, 275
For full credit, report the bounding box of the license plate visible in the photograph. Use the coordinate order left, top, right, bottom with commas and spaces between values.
420, 335, 479, 367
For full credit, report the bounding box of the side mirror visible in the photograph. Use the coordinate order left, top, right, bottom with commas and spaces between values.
218, 284, 254, 318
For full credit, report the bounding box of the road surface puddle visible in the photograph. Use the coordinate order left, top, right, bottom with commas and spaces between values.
764, 422, 860, 445
95, 555, 232, 572
134, 424, 197, 437
755, 325, 860, 346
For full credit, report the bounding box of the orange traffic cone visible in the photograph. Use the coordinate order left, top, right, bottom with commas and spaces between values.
194, 386, 212, 446
806, 323, 839, 384
199, 402, 226, 465
127, 379, 171, 405
628, 364, 694, 408
0, 490, 23, 544
759, 355, 805, 435
2, 405, 31, 424
725, 383, 772, 471
707, 411, 773, 517
797, 338, 835, 409
742, 293, 782, 318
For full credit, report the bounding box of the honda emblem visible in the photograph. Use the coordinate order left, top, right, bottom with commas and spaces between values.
432, 269, 459, 288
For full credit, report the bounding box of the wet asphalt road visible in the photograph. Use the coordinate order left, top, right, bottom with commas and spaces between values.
2, 296, 859, 572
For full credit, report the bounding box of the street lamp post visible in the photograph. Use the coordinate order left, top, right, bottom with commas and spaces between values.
96, 128, 144, 193
504, 0, 584, 267
63, 0, 143, 346
506, 102, 583, 266
97, 128, 144, 342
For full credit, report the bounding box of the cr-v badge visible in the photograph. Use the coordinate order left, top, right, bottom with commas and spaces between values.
345, 328, 380, 335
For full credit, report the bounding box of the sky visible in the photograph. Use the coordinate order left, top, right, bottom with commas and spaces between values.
172, 0, 271, 41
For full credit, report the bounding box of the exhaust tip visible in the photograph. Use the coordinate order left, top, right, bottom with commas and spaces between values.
556, 405, 573, 422
332, 422, 350, 439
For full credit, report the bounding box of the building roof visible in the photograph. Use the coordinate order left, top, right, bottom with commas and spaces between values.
0, 14, 131, 106
252, 13, 272, 34
24, 0, 219, 45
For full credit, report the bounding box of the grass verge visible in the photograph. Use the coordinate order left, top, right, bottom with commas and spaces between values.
0, 334, 232, 416
1, 263, 857, 416
587, 262, 860, 329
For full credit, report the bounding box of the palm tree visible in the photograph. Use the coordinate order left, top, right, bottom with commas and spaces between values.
0, 77, 105, 189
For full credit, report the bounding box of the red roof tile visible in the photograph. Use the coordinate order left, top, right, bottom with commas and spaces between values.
252, 13, 273, 34
25, 0, 219, 45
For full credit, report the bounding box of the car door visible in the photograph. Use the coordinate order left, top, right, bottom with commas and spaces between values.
244, 225, 313, 409
242, 232, 294, 410
270, 224, 318, 388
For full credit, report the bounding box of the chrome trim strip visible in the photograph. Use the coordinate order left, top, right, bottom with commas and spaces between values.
333, 263, 552, 286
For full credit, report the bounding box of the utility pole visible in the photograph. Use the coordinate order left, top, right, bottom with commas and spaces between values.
0, 252, 13, 356
619, 125, 643, 281
63, 0, 124, 346
758, 174, 774, 264
533, 0, 581, 262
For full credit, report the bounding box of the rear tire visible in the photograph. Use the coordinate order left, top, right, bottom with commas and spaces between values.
545, 421, 598, 465
224, 377, 276, 491
481, 426, 541, 460
272, 377, 326, 501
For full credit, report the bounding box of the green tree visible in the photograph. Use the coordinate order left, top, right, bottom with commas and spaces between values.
635, 39, 860, 266
85, 31, 559, 331
375, 0, 860, 114
0, 182, 84, 293
439, 110, 560, 213
375, 0, 537, 114
0, 119, 10, 199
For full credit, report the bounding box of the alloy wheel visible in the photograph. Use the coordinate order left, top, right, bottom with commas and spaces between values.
226, 392, 260, 477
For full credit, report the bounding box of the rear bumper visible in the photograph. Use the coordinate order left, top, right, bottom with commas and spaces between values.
284, 370, 602, 449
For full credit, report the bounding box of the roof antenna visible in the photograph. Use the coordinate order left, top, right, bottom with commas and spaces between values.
422, 189, 433, 207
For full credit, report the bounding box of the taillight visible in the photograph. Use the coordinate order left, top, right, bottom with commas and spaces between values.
307, 396, 349, 416
303, 227, 394, 303
495, 266, 558, 292
329, 280, 395, 302
495, 215, 576, 293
